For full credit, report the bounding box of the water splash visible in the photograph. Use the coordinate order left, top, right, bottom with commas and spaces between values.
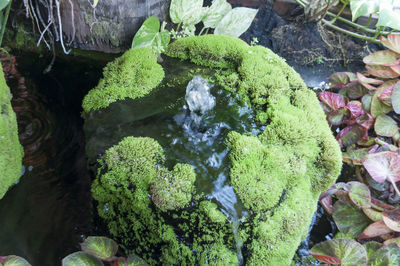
184, 75, 215, 127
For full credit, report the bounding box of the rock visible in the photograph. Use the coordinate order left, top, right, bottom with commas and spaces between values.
85, 35, 342, 265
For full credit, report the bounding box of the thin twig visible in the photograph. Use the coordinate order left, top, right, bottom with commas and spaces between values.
55, 0, 71, 54
67, 0, 75, 45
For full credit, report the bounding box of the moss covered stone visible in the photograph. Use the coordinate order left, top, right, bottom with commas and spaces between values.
0, 64, 23, 199
88, 35, 342, 265
82, 48, 164, 113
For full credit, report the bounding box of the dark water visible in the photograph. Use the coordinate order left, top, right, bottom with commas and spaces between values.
0, 53, 103, 265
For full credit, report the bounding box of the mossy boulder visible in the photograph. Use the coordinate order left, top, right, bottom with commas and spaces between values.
85, 35, 342, 265
0, 64, 23, 199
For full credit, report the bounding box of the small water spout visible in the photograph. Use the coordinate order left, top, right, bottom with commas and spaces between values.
185, 75, 215, 127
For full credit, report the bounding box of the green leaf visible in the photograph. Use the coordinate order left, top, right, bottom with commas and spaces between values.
202, 0, 232, 29
362, 94, 372, 112
131, 17, 170, 54
350, 0, 379, 21
342, 147, 370, 165
310, 239, 368, 265
383, 207, 400, 232
214, 7, 258, 37
119, 254, 149, 265
169, 0, 204, 26
364, 241, 383, 260
377, 2, 400, 31
363, 50, 400, 66
392, 81, 400, 114
80, 236, 118, 261
368, 245, 392, 266
91, 0, 99, 8
371, 86, 393, 118
359, 220, 392, 239
366, 65, 399, 79
375, 114, 398, 137
0, 0, 10, 11
332, 199, 371, 237
346, 181, 371, 208
2, 256, 31, 266
62, 252, 103, 266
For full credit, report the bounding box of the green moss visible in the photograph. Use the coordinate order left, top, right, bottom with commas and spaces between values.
90, 35, 342, 265
0, 64, 23, 199
92, 137, 236, 264
150, 163, 196, 212
82, 48, 164, 113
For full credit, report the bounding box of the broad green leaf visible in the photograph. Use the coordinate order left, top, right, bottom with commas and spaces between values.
368, 245, 392, 266
384, 237, 400, 246
371, 85, 393, 117
377, 2, 400, 31
2, 256, 31, 266
119, 254, 149, 265
332, 199, 371, 237
328, 107, 349, 125
362, 207, 382, 221
359, 220, 392, 239
343, 81, 368, 99
169, 0, 204, 26
364, 241, 382, 260
378, 80, 398, 101
310, 238, 368, 265
214, 7, 258, 37
131, 17, 170, 54
380, 35, 400, 54
0, 0, 9, 11
81, 236, 118, 261
202, 0, 232, 29
346, 181, 371, 208
392, 81, 400, 114
362, 94, 372, 112
363, 50, 400, 66
375, 114, 398, 137
350, 0, 379, 21
342, 147, 370, 165
62, 252, 103, 266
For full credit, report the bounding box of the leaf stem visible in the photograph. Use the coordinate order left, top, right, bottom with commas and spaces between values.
388, 176, 400, 198
330, 2, 347, 24
199, 27, 207, 36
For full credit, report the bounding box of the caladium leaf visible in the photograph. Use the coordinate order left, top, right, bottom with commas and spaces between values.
366, 65, 399, 79
371, 85, 393, 117
359, 220, 392, 239
131, 17, 170, 54
327, 72, 356, 89
380, 34, 400, 54
377, 3, 400, 31
363, 50, 400, 66
362, 207, 382, 222
309, 238, 368, 265
1, 256, 31, 266
332, 199, 372, 237
350, 0, 379, 21
383, 208, 400, 232
337, 125, 366, 147
363, 151, 400, 183
375, 114, 398, 137
61, 252, 104, 266
169, 0, 204, 26
318, 91, 347, 111
346, 181, 371, 208
81, 236, 118, 261
392, 81, 400, 114
202, 0, 232, 28
214, 7, 258, 37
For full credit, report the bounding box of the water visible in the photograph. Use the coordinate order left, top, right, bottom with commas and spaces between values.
0, 53, 101, 265
84, 65, 259, 264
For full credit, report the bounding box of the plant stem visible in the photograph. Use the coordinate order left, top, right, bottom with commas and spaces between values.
199, 27, 207, 36
0, 0, 12, 47
388, 176, 400, 198
322, 18, 380, 44
176, 22, 182, 32
330, 2, 347, 24
365, 14, 372, 28
373, 26, 384, 39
